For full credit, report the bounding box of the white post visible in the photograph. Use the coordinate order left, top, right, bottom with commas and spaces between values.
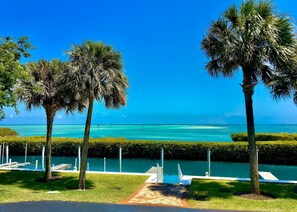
41, 145, 45, 170
104, 157, 106, 172
35, 160, 38, 170
6, 145, 9, 164
25, 143, 28, 163
119, 146, 122, 172
1, 143, 4, 164
161, 147, 164, 168
9, 158, 11, 163
177, 163, 183, 184
207, 148, 211, 176
74, 158, 77, 170
0, 144, 2, 164
156, 163, 163, 183
78, 146, 81, 171
87, 163, 89, 171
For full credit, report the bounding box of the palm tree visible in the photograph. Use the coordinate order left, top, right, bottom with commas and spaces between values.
67, 41, 129, 189
17, 59, 85, 181
201, 0, 296, 194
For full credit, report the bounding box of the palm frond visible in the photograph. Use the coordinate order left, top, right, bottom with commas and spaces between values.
68, 41, 129, 110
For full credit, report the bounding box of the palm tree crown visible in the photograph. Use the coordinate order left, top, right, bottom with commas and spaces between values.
18, 59, 85, 113
201, 0, 296, 84
67, 41, 128, 108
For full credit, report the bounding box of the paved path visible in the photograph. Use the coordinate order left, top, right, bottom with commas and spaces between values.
123, 183, 189, 207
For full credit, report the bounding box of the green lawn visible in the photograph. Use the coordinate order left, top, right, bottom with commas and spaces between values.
0, 171, 147, 203
187, 179, 297, 211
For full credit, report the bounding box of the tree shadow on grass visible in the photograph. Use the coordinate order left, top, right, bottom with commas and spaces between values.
0, 171, 94, 191
188, 179, 297, 201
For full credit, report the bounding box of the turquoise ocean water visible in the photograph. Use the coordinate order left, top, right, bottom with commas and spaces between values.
3, 124, 297, 141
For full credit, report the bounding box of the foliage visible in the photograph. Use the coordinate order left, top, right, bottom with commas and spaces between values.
0, 36, 33, 119
17, 59, 86, 113
268, 46, 297, 103
188, 179, 297, 211
1, 136, 297, 165
201, 1, 296, 80
0, 127, 18, 137
231, 133, 297, 142
0, 171, 147, 203
67, 41, 128, 108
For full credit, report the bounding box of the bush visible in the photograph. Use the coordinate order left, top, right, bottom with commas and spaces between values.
0, 127, 18, 137
231, 132, 297, 142
0, 136, 297, 165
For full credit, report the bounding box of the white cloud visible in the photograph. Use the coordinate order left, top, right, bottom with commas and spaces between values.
9, 114, 13, 118
57, 115, 62, 119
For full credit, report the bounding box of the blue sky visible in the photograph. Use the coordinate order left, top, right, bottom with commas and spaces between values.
1, 0, 297, 124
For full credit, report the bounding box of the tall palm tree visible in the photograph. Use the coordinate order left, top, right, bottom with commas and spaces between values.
67, 41, 129, 189
201, 0, 296, 194
17, 59, 85, 181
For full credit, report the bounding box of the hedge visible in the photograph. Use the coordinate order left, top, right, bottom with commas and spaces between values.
0, 127, 18, 137
0, 136, 296, 165
231, 132, 297, 142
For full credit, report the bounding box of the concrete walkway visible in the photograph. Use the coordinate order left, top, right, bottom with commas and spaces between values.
123, 183, 189, 207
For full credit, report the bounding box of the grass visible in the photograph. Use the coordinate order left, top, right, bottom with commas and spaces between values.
187, 179, 297, 211
0, 171, 147, 203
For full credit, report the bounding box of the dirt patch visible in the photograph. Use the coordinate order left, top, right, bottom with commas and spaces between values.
235, 192, 274, 200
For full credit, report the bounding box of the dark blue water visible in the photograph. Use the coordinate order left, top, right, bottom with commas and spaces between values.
4, 124, 297, 141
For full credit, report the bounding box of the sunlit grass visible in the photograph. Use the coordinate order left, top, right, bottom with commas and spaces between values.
0, 171, 147, 203
187, 179, 297, 211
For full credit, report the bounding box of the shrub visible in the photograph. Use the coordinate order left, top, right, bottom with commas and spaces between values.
0, 137, 296, 165
0, 127, 18, 137
231, 133, 297, 142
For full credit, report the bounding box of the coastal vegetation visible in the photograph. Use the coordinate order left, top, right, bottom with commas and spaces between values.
0, 36, 33, 120
231, 133, 297, 142
0, 127, 18, 137
187, 179, 297, 211
0, 170, 147, 203
17, 60, 86, 181
1, 136, 297, 165
201, 0, 297, 194
67, 41, 129, 189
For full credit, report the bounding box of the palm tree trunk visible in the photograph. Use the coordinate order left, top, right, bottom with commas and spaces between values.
45, 108, 55, 181
242, 70, 260, 195
78, 96, 94, 189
